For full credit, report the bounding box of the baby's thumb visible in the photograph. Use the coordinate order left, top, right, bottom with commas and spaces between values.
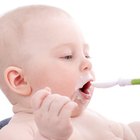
31, 87, 51, 110
60, 101, 78, 119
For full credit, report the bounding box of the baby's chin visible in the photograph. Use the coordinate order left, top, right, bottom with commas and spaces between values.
71, 102, 88, 118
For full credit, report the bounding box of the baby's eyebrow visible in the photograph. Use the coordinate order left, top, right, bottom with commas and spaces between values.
55, 43, 90, 49
56, 43, 73, 48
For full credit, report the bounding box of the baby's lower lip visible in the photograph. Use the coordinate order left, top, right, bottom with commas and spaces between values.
81, 84, 94, 98
79, 90, 92, 100
72, 86, 94, 103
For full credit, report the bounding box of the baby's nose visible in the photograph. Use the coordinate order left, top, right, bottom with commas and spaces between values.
80, 58, 92, 72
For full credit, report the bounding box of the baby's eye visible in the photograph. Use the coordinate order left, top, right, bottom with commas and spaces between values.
62, 55, 73, 60
85, 55, 91, 59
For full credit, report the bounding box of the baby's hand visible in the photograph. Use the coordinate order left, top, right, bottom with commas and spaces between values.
31, 87, 77, 140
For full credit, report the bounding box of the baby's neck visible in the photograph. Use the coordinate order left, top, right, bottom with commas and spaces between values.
13, 103, 33, 114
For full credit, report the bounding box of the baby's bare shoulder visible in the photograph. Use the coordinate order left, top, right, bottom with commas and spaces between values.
0, 116, 36, 140
73, 109, 138, 140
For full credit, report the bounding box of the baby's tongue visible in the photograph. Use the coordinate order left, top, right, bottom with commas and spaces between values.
80, 81, 91, 94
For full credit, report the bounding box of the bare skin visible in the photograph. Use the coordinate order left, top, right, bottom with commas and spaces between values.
0, 5, 140, 140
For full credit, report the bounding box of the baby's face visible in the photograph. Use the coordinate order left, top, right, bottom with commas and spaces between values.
22, 16, 95, 116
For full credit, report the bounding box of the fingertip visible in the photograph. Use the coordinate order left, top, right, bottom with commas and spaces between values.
65, 101, 78, 112
71, 102, 78, 108
59, 101, 78, 119
31, 87, 51, 110
44, 87, 51, 92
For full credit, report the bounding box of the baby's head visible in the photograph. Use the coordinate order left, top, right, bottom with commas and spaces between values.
0, 5, 94, 116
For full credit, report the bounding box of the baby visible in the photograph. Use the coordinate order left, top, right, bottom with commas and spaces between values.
0, 4, 140, 140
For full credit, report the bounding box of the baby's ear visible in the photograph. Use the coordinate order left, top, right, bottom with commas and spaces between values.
4, 66, 32, 96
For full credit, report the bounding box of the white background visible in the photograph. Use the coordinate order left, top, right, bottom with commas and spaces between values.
0, 0, 140, 123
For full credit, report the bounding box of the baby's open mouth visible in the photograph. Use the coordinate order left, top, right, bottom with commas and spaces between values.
74, 80, 94, 102
79, 81, 92, 95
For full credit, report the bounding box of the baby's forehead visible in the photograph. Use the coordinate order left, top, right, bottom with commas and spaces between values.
1, 5, 72, 48
1, 5, 71, 37
18, 5, 71, 25
17, 6, 72, 41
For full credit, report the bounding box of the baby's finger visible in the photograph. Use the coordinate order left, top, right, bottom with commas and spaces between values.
31, 87, 51, 110
48, 95, 71, 116
59, 101, 77, 119
40, 94, 59, 113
